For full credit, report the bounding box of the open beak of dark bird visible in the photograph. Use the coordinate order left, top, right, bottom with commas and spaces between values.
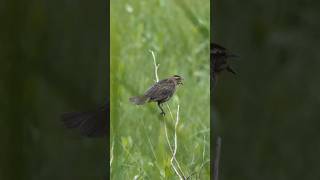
173, 75, 184, 85
179, 77, 184, 85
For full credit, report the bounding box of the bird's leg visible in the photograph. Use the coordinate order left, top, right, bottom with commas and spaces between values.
157, 102, 165, 116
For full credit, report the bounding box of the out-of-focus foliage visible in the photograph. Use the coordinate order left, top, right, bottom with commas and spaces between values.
1, 0, 107, 179
111, 0, 210, 179
213, 0, 320, 179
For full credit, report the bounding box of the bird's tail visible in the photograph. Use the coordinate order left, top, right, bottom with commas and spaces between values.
227, 53, 239, 58
129, 95, 148, 105
61, 106, 108, 137
226, 66, 237, 75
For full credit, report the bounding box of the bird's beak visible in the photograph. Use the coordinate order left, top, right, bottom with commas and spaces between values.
180, 78, 184, 85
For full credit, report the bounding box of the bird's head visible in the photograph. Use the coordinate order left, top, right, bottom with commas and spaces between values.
172, 75, 183, 85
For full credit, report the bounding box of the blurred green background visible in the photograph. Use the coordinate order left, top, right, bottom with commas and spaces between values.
111, 0, 210, 179
213, 0, 320, 179
1, 0, 107, 179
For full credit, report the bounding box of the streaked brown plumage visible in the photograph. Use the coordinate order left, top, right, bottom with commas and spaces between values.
129, 75, 183, 116
211, 43, 237, 80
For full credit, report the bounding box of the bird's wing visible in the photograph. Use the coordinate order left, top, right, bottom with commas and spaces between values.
144, 80, 175, 102
211, 43, 238, 58
144, 79, 167, 97
211, 43, 226, 55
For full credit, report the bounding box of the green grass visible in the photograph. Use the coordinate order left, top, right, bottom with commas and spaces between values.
111, 0, 210, 179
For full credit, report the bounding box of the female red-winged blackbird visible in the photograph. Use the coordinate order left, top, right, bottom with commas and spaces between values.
211, 43, 237, 79
61, 103, 109, 137
129, 75, 183, 116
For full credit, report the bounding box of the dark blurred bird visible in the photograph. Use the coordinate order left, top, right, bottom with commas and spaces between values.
211, 43, 237, 80
61, 103, 109, 137
129, 75, 183, 116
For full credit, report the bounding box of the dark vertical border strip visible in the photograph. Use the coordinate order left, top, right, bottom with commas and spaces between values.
106, 0, 110, 179
211, 1, 222, 179
210, 0, 215, 179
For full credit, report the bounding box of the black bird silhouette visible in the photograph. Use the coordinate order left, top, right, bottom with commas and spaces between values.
129, 75, 183, 116
211, 43, 237, 80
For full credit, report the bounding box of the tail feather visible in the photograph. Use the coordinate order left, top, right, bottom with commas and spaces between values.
226, 66, 237, 75
129, 96, 148, 105
227, 53, 239, 58
61, 106, 108, 137
61, 111, 87, 129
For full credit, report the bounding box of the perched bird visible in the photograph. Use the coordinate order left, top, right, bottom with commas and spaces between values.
61, 103, 109, 137
211, 43, 237, 80
129, 75, 183, 116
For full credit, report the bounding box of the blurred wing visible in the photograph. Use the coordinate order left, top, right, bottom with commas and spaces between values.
211, 43, 238, 58
61, 105, 108, 137
211, 43, 226, 56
